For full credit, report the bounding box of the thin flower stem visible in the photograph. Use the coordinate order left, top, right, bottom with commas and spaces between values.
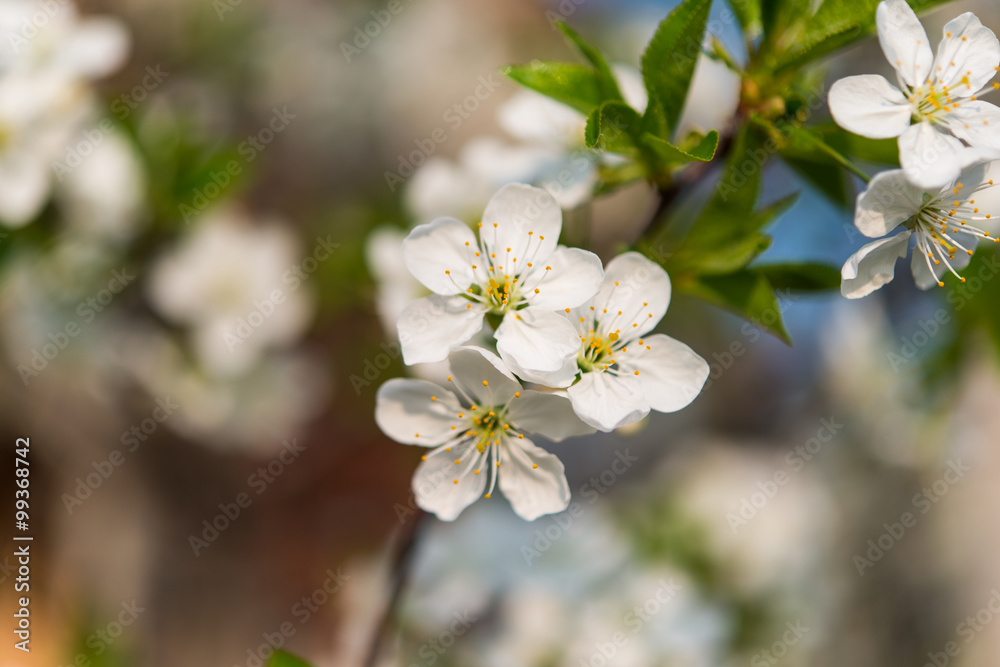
751, 116, 871, 183
804, 134, 872, 184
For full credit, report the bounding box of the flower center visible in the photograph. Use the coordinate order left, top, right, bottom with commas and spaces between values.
442, 222, 554, 316
571, 283, 656, 376
909, 83, 960, 123
909, 179, 999, 286
466, 405, 508, 452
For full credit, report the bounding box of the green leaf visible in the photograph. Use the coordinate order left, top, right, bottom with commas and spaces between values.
639, 98, 669, 140
596, 160, 647, 193
689, 232, 774, 275
773, 0, 958, 73
750, 192, 799, 231
659, 141, 794, 276
640, 0, 713, 139
584, 101, 646, 155
729, 0, 762, 33
840, 134, 900, 165
503, 61, 603, 114
683, 271, 793, 344
268, 650, 314, 667
782, 155, 850, 206
761, 0, 812, 44
554, 22, 623, 103
751, 262, 841, 291
644, 130, 720, 166
700, 125, 762, 224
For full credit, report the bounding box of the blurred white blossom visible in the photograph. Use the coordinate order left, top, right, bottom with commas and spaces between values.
147, 206, 314, 378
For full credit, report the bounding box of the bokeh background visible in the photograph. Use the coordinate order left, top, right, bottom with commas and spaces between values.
3, 0, 1000, 665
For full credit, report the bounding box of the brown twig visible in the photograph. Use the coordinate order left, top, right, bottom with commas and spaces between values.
363, 509, 429, 667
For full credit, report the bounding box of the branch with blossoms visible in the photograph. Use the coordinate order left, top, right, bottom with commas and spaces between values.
362, 1, 1000, 663
373, 0, 1000, 524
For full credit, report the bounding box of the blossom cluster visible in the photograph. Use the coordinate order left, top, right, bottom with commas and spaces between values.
375, 184, 709, 521
831, 0, 1000, 297
0, 0, 131, 228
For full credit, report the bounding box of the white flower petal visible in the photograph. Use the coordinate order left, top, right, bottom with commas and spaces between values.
480, 183, 561, 268
375, 379, 462, 446
593, 252, 671, 338
495, 307, 580, 373
449, 346, 521, 406
0, 152, 50, 227
828, 75, 912, 139
910, 245, 941, 289
498, 436, 570, 521
506, 390, 595, 442
567, 370, 649, 432
909, 228, 975, 289
58, 18, 130, 79
877, 0, 933, 88
524, 246, 604, 310
840, 231, 912, 298
536, 153, 599, 209
398, 295, 486, 365
405, 157, 490, 223
626, 334, 709, 413
932, 12, 1000, 92
413, 441, 488, 521
676, 54, 741, 138
611, 64, 648, 113
899, 121, 967, 189
462, 136, 557, 184
497, 90, 586, 148
854, 169, 924, 238
949, 101, 1000, 151
500, 348, 579, 389
402, 217, 478, 295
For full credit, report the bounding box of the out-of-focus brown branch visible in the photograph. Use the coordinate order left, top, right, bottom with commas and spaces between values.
363, 508, 428, 667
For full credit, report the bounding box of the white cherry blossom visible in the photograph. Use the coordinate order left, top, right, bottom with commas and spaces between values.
828, 0, 1000, 188
397, 184, 604, 371
0, 69, 87, 226
841, 161, 1000, 298
513, 252, 708, 432
375, 346, 594, 521
147, 207, 314, 377
404, 65, 648, 218
405, 137, 561, 222
0, 0, 130, 227
0, 0, 129, 79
